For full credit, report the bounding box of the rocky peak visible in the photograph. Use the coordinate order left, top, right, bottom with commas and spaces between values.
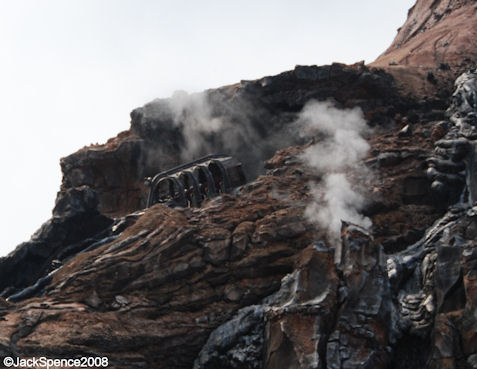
1, 2, 477, 368
374, 0, 477, 69
371, 0, 477, 97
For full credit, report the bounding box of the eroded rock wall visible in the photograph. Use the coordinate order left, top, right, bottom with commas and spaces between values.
1, 0, 477, 365
59, 63, 407, 218
371, 0, 477, 99
0, 67, 476, 368
374, 0, 477, 70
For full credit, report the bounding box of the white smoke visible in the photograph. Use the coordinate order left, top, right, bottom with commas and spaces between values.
297, 100, 372, 244
141, 89, 301, 178
168, 90, 224, 160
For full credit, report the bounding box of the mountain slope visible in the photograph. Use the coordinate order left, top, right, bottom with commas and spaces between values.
1, 1, 477, 368
371, 0, 477, 98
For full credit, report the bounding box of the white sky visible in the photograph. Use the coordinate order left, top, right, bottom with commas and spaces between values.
0, 0, 415, 256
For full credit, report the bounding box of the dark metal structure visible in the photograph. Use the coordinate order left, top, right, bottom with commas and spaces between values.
146, 154, 247, 208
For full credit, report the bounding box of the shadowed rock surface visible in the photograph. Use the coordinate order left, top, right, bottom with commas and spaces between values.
1, 1, 477, 368
59, 62, 408, 218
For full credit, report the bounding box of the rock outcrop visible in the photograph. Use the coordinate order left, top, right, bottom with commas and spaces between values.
60, 63, 407, 218
0, 186, 112, 297
0, 156, 317, 368
373, 0, 477, 70
371, 0, 477, 98
1, 1, 477, 368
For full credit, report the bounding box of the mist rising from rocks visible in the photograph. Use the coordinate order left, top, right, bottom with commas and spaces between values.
297, 100, 372, 243
139, 90, 300, 178
167, 90, 224, 160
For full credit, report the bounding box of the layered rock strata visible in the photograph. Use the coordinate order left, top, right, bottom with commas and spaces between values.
0, 69, 476, 368
372, 0, 477, 99
1, 0, 477, 366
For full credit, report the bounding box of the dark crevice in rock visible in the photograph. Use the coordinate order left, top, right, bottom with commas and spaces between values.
389, 334, 431, 369
0, 9, 476, 364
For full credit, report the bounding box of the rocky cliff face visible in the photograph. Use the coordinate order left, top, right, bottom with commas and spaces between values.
59, 63, 405, 219
1, 1, 477, 368
374, 0, 477, 69
371, 0, 477, 98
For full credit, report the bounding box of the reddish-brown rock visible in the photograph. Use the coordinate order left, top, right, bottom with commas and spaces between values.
374, 0, 477, 69
1, 1, 477, 368
371, 0, 477, 98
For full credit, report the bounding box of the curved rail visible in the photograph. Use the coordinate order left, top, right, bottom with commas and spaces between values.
146, 154, 246, 208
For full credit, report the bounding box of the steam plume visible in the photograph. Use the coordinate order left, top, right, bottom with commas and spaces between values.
140, 90, 301, 178
168, 90, 224, 160
297, 100, 372, 243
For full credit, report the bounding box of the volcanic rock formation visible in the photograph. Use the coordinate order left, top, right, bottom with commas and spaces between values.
372, 0, 477, 99
373, 0, 477, 70
1, 1, 477, 368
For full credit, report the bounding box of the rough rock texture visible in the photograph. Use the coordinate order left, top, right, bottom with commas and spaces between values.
0, 75, 475, 367
0, 157, 317, 368
371, 0, 477, 98
194, 223, 391, 369
60, 134, 149, 218
1, 1, 477, 368
0, 186, 112, 296
191, 71, 477, 367
427, 70, 477, 206
374, 0, 477, 69
60, 63, 408, 218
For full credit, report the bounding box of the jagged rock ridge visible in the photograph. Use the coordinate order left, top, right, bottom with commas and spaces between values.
371, 0, 477, 99
0, 1, 477, 368
374, 0, 477, 70
59, 63, 405, 219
